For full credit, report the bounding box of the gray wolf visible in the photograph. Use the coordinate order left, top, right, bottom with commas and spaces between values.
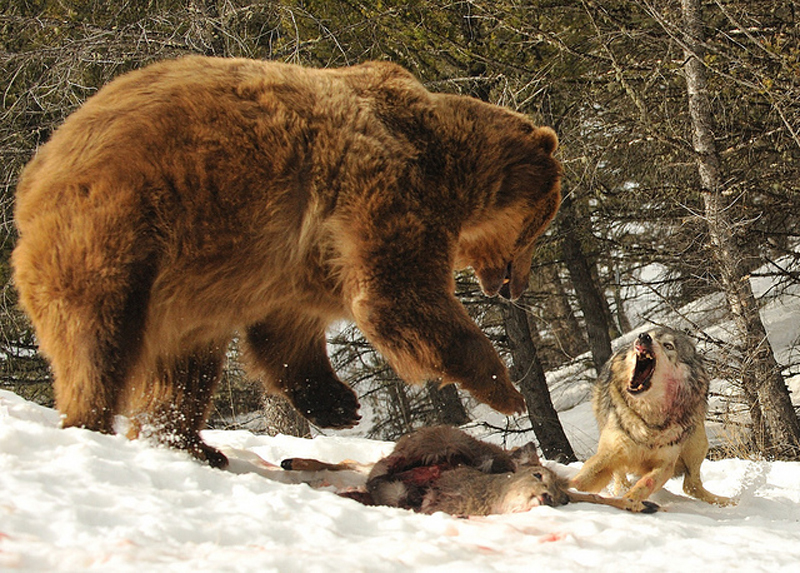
570, 327, 735, 512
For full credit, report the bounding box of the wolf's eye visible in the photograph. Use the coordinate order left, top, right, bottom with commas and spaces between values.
664, 342, 675, 351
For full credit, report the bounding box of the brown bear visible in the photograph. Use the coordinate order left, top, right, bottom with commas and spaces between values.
12, 56, 561, 467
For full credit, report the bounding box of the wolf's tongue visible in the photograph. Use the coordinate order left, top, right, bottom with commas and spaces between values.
629, 353, 655, 394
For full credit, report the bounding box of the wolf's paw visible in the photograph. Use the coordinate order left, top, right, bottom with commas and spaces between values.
705, 493, 737, 507
623, 497, 660, 513
685, 482, 737, 507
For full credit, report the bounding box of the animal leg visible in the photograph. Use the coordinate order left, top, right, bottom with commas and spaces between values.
12, 219, 152, 433
244, 315, 360, 428
622, 463, 674, 513
280, 458, 371, 473
567, 490, 659, 513
50, 319, 135, 433
570, 453, 615, 494
678, 429, 736, 506
132, 343, 228, 467
343, 226, 525, 415
571, 454, 661, 513
611, 472, 632, 496
357, 295, 524, 414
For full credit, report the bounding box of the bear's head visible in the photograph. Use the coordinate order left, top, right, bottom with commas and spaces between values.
454, 126, 561, 301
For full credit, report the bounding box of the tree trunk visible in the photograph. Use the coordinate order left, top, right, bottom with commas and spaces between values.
426, 382, 470, 426
559, 193, 613, 372
263, 395, 312, 438
542, 264, 588, 361
611, 268, 633, 335
502, 300, 576, 462
682, 0, 800, 459
386, 377, 414, 438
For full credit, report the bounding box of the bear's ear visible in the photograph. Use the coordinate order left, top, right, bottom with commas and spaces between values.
535, 127, 558, 156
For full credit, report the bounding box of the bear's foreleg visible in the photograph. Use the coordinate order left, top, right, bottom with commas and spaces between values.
342, 222, 526, 416
353, 290, 525, 415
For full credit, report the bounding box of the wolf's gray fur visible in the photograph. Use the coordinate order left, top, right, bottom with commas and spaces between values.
571, 327, 734, 512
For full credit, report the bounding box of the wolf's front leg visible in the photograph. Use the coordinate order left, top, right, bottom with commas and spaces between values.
570, 453, 615, 494
622, 464, 675, 512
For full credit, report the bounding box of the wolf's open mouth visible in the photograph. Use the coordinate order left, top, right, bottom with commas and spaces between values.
629, 348, 655, 394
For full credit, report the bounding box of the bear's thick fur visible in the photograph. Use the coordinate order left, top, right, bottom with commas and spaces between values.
13, 57, 561, 466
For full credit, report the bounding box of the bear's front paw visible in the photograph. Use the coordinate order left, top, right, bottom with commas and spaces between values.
286, 377, 361, 429
482, 382, 527, 416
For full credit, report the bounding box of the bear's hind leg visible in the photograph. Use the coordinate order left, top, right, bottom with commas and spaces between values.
52, 334, 132, 434
13, 248, 151, 434
243, 315, 360, 429
13, 199, 157, 433
132, 343, 228, 467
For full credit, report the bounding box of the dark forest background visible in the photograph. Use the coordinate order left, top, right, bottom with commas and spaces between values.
2, 0, 799, 459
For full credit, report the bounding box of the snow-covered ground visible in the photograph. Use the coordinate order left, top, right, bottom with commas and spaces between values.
2, 385, 799, 572
2, 261, 800, 572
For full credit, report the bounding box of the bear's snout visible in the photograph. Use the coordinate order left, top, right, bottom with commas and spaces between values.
474, 263, 511, 298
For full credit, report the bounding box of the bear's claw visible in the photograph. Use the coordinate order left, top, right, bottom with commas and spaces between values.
286, 377, 361, 429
